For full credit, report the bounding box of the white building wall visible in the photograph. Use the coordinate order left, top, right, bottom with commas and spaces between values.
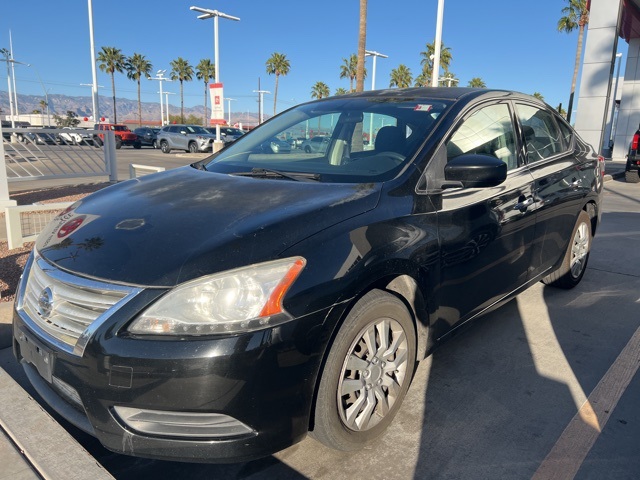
613, 38, 640, 159
574, 0, 623, 154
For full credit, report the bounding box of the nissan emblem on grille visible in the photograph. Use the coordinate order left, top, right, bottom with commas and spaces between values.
37, 287, 53, 319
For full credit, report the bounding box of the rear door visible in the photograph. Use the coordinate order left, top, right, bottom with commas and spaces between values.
514, 102, 593, 278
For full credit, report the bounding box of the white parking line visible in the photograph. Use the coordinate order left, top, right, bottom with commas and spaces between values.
532, 324, 640, 480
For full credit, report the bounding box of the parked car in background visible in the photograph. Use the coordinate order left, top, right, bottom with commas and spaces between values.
93, 123, 141, 149
134, 127, 161, 148
57, 127, 93, 146
203, 126, 246, 144
24, 130, 58, 145
13, 88, 603, 464
156, 124, 216, 153
625, 123, 640, 183
259, 136, 291, 154
300, 135, 330, 153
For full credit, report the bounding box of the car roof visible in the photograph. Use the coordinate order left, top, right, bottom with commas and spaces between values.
305, 87, 544, 107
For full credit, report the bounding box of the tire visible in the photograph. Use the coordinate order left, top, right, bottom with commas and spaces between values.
160, 141, 171, 154
94, 136, 103, 148
134, 141, 142, 150
542, 209, 591, 289
115, 138, 122, 149
152, 140, 158, 149
305, 146, 312, 153
188, 142, 198, 153
311, 289, 416, 451
625, 169, 640, 183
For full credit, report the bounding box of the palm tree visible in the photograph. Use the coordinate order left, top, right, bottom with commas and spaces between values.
335, 87, 348, 96
196, 59, 216, 126
340, 54, 358, 92
389, 64, 412, 88
418, 41, 452, 86
533, 92, 545, 101
311, 81, 330, 100
558, 0, 589, 123
355, 0, 367, 92
468, 77, 486, 88
97, 46, 125, 123
557, 103, 568, 118
170, 57, 194, 123
266, 52, 291, 116
125, 53, 153, 127
311, 82, 330, 134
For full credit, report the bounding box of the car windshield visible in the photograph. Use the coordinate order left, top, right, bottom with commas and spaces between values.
185, 126, 208, 134
113, 126, 129, 131
203, 96, 451, 183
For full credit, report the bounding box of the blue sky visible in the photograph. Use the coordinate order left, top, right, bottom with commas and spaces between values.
0, 0, 628, 119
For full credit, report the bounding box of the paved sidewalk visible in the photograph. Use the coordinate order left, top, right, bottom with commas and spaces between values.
0, 302, 113, 480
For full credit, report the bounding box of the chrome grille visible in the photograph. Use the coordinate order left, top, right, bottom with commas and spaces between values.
18, 253, 141, 356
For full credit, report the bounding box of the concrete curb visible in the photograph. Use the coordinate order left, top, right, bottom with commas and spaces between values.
0, 366, 114, 480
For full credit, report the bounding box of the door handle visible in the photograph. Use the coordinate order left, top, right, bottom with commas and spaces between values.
514, 196, 534, 212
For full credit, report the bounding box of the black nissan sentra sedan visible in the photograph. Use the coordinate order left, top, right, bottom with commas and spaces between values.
13, 88, 604, 463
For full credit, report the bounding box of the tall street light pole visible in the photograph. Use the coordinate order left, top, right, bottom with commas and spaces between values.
225, 98, 236, 125
0, 49, 29, 131
87, 0, 99, 127
190, 6, 239, 145
365, 50, 388, 91
149, 70, 172, 126
160, 91, 176, 125
81, 82, 104, 122
431, 0, 445, 87
365, 50, 387, 146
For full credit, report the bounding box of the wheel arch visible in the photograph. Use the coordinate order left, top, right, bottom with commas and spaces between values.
308, 271, 433, 433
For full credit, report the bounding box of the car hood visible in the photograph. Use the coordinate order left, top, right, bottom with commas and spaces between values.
36, 166, 381, 287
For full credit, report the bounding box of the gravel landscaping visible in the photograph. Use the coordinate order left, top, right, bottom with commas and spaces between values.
0, 182, 110, 302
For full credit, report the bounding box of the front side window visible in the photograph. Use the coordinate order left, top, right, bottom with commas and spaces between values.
446, 103, 518, 170
203, 97, 452, 183
516, 104, 563, 163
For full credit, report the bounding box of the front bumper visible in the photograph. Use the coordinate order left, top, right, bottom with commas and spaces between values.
13, 299, 331, 463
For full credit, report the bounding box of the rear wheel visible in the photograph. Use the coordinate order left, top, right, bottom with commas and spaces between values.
542, 209, 591, 289
311, 289, 416, 451
133, 141, 142, 149
625, 169, 640, 183
94, 136, 103, 148
160, 141, 171, 154
152, 140, 158, 149
115, 137, 122, 149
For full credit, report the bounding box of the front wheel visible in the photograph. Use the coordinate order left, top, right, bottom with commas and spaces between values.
625, 169, 640, 183
542, 209, 591, 289
188, 142, 198, 153
311, 289, 416, 451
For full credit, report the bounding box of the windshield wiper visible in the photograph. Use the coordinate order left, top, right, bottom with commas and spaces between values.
190, 162, 207, 171
231, 168, 320, 182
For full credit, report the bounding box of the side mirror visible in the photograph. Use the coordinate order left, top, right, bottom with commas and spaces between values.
443, 154, 507, 189
180, 130, 187, 135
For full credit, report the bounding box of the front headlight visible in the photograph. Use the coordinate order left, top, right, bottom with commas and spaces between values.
128, 257, 306, 336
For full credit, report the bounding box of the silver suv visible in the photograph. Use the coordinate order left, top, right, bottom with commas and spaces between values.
157, 125, 216, 153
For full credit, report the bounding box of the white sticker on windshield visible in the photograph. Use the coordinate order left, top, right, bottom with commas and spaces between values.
414, 104, 433, 112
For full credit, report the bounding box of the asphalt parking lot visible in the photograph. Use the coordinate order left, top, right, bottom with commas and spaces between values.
1, 154, 639, 479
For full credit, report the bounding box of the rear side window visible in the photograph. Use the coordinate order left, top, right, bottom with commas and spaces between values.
557, 120, 574, 149
516, 104, 563, 163
446, 103, 518, 170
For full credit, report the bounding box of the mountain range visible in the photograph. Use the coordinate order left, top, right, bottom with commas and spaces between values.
0, 90, 263, 126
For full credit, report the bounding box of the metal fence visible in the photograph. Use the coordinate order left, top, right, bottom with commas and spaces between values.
1, 127, 117, 185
